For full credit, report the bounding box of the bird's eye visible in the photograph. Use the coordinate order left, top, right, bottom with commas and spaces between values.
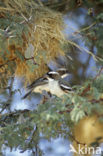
47, 73, 53, 78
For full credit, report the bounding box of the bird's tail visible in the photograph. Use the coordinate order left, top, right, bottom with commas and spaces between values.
22, 91, 32, 99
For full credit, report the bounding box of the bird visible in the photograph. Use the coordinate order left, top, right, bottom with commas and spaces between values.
22, 68, 73, 98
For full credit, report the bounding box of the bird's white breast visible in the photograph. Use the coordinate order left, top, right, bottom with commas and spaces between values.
33, 84, 50, 93
48, 79, 65, 97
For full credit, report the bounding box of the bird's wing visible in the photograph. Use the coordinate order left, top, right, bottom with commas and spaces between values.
22, 77, 49, 99
60, 84, 72, 92
22, 90, 32, 99
59, 79, 72, 92
27, 77, 49, 89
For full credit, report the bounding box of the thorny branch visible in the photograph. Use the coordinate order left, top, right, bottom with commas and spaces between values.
0, 56, 38, 69
0, 109, 30, 125
24, 56, 38, 65
93, 67, 103, 81
0, 57, 16, 68
0, 77, 14, 113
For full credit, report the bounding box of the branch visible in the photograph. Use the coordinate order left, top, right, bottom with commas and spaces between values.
37, 0, 44, 6
80, 84, 91, 96
69, 133, 86, 146
0, 109, 30, 126
93, 67, 103, 81
0, 57, 16, 68
24, 56, 38, 65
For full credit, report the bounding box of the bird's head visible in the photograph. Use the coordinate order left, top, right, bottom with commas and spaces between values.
46, 68, 69, 81
46, 71, 60, 80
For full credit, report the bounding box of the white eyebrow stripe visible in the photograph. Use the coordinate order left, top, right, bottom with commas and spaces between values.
60, 84, 72, 90
48, 71, 59, 75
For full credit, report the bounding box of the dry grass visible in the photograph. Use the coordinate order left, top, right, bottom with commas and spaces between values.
0, 0, 66, 85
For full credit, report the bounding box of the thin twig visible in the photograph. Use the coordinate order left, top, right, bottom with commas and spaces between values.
0, 57, 16, 68
74, 22, 96, 34
93, 67, 103, 81
24, 56, 39, 65
37, 0, 44, 6
69, 133, 86, 146
67, 40, 103, 62
0, 109, 30, 124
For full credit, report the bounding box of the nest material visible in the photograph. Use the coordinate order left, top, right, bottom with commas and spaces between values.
0, 0, 66, 86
